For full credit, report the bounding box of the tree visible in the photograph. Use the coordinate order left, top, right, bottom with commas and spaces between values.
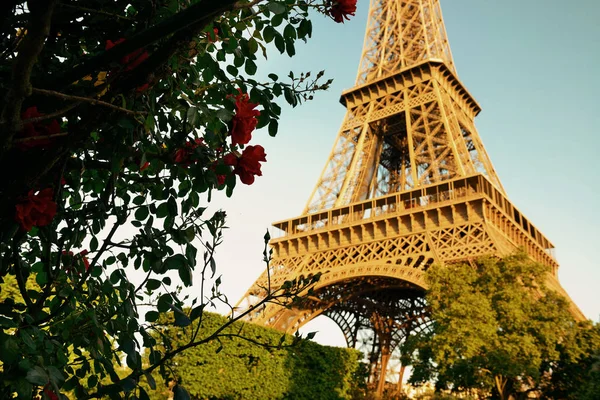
540, 320, 600, 400
409, 253, 578, 400
0, 0, 358, 398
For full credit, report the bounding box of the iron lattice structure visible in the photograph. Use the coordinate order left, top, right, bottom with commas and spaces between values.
237, 0, 584, 394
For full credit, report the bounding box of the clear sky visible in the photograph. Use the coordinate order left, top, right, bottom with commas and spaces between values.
206, 0, 600, 346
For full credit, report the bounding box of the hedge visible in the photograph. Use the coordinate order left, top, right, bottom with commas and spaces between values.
143, 312, 363, 400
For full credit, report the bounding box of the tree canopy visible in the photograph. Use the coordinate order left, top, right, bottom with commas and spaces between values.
408, 253, 592, 400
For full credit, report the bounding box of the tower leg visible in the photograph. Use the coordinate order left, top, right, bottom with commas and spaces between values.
376, 344, 391, 398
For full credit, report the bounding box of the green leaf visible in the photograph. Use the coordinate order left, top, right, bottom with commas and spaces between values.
284, 87, 297, 107
268, 73, 279, 81
90, 236, 99, 252
14, 379, 33, 399
26, 366, 49, 385
132, 195, 145, 205
164, 254, 187, 271
274, 34, 285, 53
271, 13, 283, 27
145, 311, 159, 323
146, 279, 161, 291
88, 374, 98, 388
186, 107, 200, 128
173, 308, 191, 327
157, 294, 173, 313
20, 331, 35, 350
145, 372, 156, 390
226, 65, 238, 76
190, 304, 204, 321
285, 38, 295, 57
283, 24, 296, 40
139, 386, 151, 400
263, 26, 276, 43
248, 38, 258, 54
121, 377, 137, 392
202, 67, 214, 83
156, 202, 169, 218
245, 59, 257, 75
167, 197, 178, 216
178, 261, 193, 287
36, 270, 47, 286
2, 337, 20, 363
268, 119, 279, 137
135, 206, 149, 221
268, 1, 286, 14
173, 385, 192, 400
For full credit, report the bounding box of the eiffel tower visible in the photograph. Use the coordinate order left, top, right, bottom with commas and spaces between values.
237, 0, 584, 394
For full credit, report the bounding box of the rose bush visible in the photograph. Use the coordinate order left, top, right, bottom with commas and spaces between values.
0, 0, 357, 399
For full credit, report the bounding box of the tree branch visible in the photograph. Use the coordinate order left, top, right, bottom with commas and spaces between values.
0, 0, 59, 153
31, 88, 146, 116
21, 102, 80, 124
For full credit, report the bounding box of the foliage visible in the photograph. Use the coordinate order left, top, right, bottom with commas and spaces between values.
141, 312, 362, 400
540, 321, 600, 400
0, 0, 358, 398
408, 252, 578, 400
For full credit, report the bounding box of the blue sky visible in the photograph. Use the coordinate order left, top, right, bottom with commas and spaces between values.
209, 0, 600, 346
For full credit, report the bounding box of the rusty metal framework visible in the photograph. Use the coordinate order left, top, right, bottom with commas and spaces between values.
237, 0, 584, 395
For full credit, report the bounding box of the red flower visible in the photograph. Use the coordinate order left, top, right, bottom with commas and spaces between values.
216, 174, 226, 185
43, 385, 59, 400
15, 188, 57, 232
136, 83, 150, 93
105, 38, 125, 50
140, 161, 150, 171
174, 138, 205, 166
328, 0, 357, 23
80, 249, 91, 271
62, 250, 90, 272
224, 145, 267, 185
230, 90, 260, 146
105, 38, 149, 71
207, 28, 219, 43
17, 107, 61, 148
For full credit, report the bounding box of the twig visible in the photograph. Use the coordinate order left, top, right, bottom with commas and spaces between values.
57, 3, 137, 21
31, 88, 146, 116
21, 102, 81, 124
233, 0, 264, 10
12, 132, 69, 143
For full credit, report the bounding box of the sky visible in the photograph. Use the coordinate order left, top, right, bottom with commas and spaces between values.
205, 0, 600, 347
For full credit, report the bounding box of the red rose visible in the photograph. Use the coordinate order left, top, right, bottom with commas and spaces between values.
173, 138, 204, 166
224, 145, 267, 185
17, 107, 61, 149
43, 384, 59, 400
105, 38, 148, 71
15, 188, 57, 231
62, 250, 90, 273
230, 90, 260, 146
328, 0, 357, 23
